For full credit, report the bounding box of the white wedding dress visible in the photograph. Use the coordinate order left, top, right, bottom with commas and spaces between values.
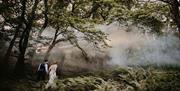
45, 64, 58, 89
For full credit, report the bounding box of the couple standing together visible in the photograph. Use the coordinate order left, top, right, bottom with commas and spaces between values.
37, 59, 58, 89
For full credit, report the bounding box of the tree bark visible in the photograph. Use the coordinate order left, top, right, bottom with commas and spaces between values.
14, 0, 39, 77
68, 39, 89, 61
44, 27, 59, 59
2, 0, 27, 76
74, 42, 89, 61
44, 42, 55, 60
160, 0, 180, 36
169, 0, 180, 36
3, 25, 21, 67
44, 28, 74, 60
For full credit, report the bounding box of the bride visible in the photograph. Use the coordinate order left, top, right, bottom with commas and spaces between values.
45, 61, 58, 89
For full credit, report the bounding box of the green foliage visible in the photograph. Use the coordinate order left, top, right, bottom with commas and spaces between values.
6, 67, 180, 91
108, 1, 170, 34
57, 76, 105, 91
133, 15, 164, 34
114, 0, 138, 10
48, 0, 110, 48
131, 3, 169, 33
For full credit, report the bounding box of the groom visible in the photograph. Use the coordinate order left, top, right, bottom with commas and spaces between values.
37, 59, 49, 81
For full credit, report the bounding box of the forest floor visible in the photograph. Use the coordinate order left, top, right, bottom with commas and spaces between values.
0, 66, 180, 91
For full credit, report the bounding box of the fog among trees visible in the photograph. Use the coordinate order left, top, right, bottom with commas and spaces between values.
0, 0, 180, 91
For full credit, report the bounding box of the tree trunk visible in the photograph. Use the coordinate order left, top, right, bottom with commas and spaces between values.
14, 0, 39, 77
160, 0, 180, 36
14, 25, 31, 77
68, 39, 89, 61
75, 42, 89, 61
2, 26, 20, 77
3, 26, 20, 67
2, 0, 27, 77
44, 43, 55, 60
44, 27, 59, 60
169, 0, 180, 36
14, 52, 25, 77
44, 37, 71, 60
